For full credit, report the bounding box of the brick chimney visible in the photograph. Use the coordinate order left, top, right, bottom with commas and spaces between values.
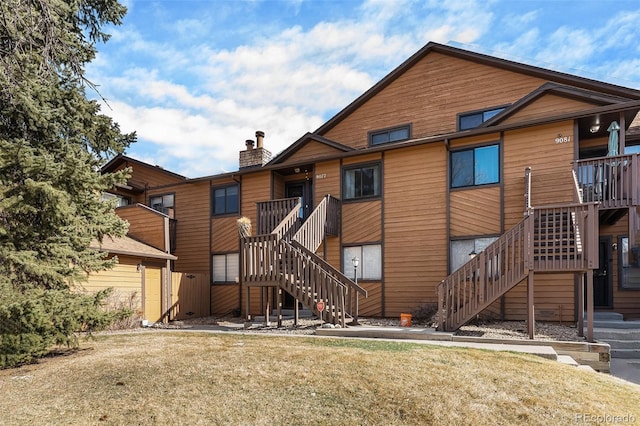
239, 130, 271, 169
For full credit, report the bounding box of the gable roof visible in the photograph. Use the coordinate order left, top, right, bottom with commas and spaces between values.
315, 42, 640, 136
481, 82, 633, 128
90, 235, 177, 260
101, 154, 187, 181
267, 132, 355, 165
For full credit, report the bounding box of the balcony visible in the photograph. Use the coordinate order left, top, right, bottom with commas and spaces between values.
574, 153, 639, 210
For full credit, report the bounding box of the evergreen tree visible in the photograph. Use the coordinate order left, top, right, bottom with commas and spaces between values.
0, 0, 136, 366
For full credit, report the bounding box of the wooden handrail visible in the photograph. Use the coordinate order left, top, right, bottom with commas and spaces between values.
271, 200, 302, 241
257, 197, 301, 234
438, 217, 529, 331
292, 196, 328, 252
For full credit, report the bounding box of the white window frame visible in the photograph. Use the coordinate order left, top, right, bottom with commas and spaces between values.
343, 244, 382, 280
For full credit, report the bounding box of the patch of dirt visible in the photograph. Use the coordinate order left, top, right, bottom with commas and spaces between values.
165, 315, 584, 341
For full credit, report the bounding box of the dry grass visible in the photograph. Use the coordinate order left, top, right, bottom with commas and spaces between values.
1, 331, 638, 425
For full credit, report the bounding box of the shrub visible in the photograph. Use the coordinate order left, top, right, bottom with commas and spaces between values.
0, 287, 132, 369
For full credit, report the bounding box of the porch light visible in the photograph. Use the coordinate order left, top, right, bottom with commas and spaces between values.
590, 124, 600, 133
469, 250, 477, 260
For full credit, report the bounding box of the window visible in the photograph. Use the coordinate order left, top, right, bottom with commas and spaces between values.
101, 192, 130, 207
343, 163, 381, 200
451, 144, 499, 188
369, 125, 411, 146
619, 237, 640, 289
212, 253, 239, 283
450, 237, 498, 273
343, 245, 382, 280
149, 193, 174, 215
213, 185, 239, 215
458, 107, 506, 130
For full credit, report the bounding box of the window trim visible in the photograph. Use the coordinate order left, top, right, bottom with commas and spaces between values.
618, 235, 640, 290
342, 161, 383, 202
212, 252, 239, 284
457, 104, 509, 131
368, 124, 412, 147
450, 143, 500, 189
212, 184, 240, 216
342, 243, 382, 281
149, 192, 175, 215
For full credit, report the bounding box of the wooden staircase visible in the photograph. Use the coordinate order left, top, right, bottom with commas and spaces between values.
242, 195, 366, 327
438, 169, 598, 332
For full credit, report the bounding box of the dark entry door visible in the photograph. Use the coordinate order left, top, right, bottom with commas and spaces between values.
285, 180, 312, 220
593, 236, 613, 308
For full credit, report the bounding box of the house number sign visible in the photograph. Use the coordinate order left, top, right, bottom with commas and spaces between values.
316, 173, 327, 179
554, 135, 572, 144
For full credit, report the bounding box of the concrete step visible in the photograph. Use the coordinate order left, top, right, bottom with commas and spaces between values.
591, 312, 624, 321
557, 355, 579, 366
611, 349, 640, 359
591, 328, 640, 341
604, 339, 640, 350
590, 320, 640, 329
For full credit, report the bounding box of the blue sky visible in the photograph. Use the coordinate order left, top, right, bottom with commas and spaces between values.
87, 0, 640, 177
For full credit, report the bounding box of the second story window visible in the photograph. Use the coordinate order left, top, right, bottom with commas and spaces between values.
458, 107, 506, 130
149, 193, 174, 215
213, 184, 239, 215
343, 163, 381, 201
451, 144, 499, 189
369, 125, 411, 146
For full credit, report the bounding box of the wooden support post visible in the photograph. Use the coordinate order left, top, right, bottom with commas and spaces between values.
527, 272, 535, 339
264, 288, 270, 326
353, 292, 359, 325
294, 297, 299, 326
577, 272, 584, 337
246, 286, 251, 321
586, 269, 594, 342
277, 288, 282, 328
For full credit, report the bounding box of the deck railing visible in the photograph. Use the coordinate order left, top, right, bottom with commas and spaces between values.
292, 195, 341, 252
529, 203, 598, 272
574, 154, 639, 209
256, 197, 301, 234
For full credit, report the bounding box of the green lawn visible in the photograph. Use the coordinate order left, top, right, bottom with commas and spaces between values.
0, 331, 638, 425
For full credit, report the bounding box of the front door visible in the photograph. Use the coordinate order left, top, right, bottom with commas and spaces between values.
285, 180, 313, 220
593, 236, 613, 308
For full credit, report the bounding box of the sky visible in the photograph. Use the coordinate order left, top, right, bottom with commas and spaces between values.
87, 0, 640, 178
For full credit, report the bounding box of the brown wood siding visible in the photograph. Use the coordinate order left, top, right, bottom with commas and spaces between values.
359, 282, 383, 316
81, 255, 142, 311
502, 95, 598, 126
273, 173, 285, 199
502, 274, 576, 322
170, 181, 211, 273
242, 171, 272, 229
278, 141, 344, 166
212, 216, 240, 252
323, 52, 547, 148
384, 144, 448, 316
450, 187, 501, 237
314, 160, 340, 205
212, 285, 241, 315
450, 133, 501, 149
601, 213, 640, 317
342, 153, 381, 166
116, 205, 166, 251
502, 121, 575, 229
342, 201, 382, 243
122, 161, 184, 189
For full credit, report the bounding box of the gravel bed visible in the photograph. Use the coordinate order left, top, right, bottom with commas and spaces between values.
165, 316, 584, 342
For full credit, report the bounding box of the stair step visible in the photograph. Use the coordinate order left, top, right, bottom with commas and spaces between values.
591, 328, 640, 340
604, 339, 640, 349
591, 312, 624, 321
590, 320, 640, 329
611, 349, 640, 359
557, 355, 579, 366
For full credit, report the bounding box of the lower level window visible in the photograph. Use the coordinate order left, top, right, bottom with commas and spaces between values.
212, 253, 239, 283
343, 245, 381, 280
450, 237, 498, 273
620, 237, 640, 289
